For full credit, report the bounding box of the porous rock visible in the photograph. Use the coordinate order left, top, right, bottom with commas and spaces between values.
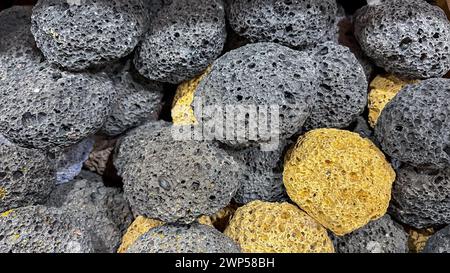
134, 0, 227, 84
375, 78, 450, 170
127, 223, 240, 253
114, 121, 242, 224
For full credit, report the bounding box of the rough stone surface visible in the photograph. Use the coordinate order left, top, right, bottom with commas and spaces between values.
227, 143, 288, 204
193, 42, 318, 148
423, 225, 450, 253
228, 0, 338, 48
46, 171, 132, 253
225, 201, 334, 253
304, 42, 368, 130
31, 0, 149, 71
117, 215, 212, 253
375, 78, 450, 170
0, 143, 55, 212
0, 205, 94, 253
368, 75, 418, 128
84, 136, 116, 176
354, 0, 450, 79
0, 6, 43, 83
56, 138, 94, 184
134, 0, 227, 84
283, 129, 396, 236
0, 64, 115, 151
390, 165, 450, 229
114, 121, 242, 224
102, 63, 164, 136
332, 215, 409, 253
127, 223, 240, 253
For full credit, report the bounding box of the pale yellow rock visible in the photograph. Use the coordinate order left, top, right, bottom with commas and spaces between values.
408, 228, 435, 253
283, 129, 396, 236
368, 75, 418, 127
224, 201, 334, 253
171, 67, 211, 125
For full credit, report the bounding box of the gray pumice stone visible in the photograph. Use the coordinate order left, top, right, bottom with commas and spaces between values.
193, 42, 318, 148
31, 0, 150, 71
0, 64, 115, 151
375, 78, 450, 170
127, 223, 241, 253
134, 0, 227, 84
227, 0, 338, 49
304, 42, 368, 130
114, 121, 242, 224
332, 215, 409, 253
354, 0, 450, 79
390, 165, 450, 229
0, 142, 55, 213
423, 225, 450, 253
46, 171, 133, 253
0, 205, 95, 253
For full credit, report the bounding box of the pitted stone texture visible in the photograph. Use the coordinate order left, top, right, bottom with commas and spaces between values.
283, 129, 396, 235
0, 205, 94, 253
102, 64, 164, 137
228, 143, 288, 204
127, 223, 240, 253
46, 171, 132, 253
134, 0, 226, 84
390, 165, 450, 229
423, 225, 450, 253
0, 6, 43, 80
228, 0, 338, 49
0, 64, 115, 151
304, 42, 368, 130
375, 78, 450, 170
332, 215, 409, 253
0, 143, 55, 212
56, 138, 94, 184
193, 42, 318, 148
31, 0, 149, 71
354, 0, 450, 79
224, 201, 334, 253
114, 121, 242, 224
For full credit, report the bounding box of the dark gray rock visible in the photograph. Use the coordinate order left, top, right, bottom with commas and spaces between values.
423, 225, 450, 253
0, 6, 43, 81
0, 143, 55, 212
193, 42, 318, 148
46, 171, 132, 253
134, 0, 227, 84
304, 42, 368, 130
228, 0, 338, 49
390, 165, 450, 229
227, 143, 288, 204
127, 223, 241, 253
31, 0, 149, 71
0, 64, 115, 151
354, 0, 450, 79
101, 63, 164, 137
375, 78, 450, 170
351, 116, 374, 140
332, 215, 409, 253
0, 205, 94, 253
114, 121, 242, 224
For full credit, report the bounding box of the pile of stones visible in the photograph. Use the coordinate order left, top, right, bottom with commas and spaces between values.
0, 0, 449, 253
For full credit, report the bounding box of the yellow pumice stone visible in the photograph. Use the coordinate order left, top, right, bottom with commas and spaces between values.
368, 74, 418, 127
224, 201, 334, 253
408, 228, 434, 253
283, 129, 396, 236
172, 67, 211, 125
117, 215, 212, 253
